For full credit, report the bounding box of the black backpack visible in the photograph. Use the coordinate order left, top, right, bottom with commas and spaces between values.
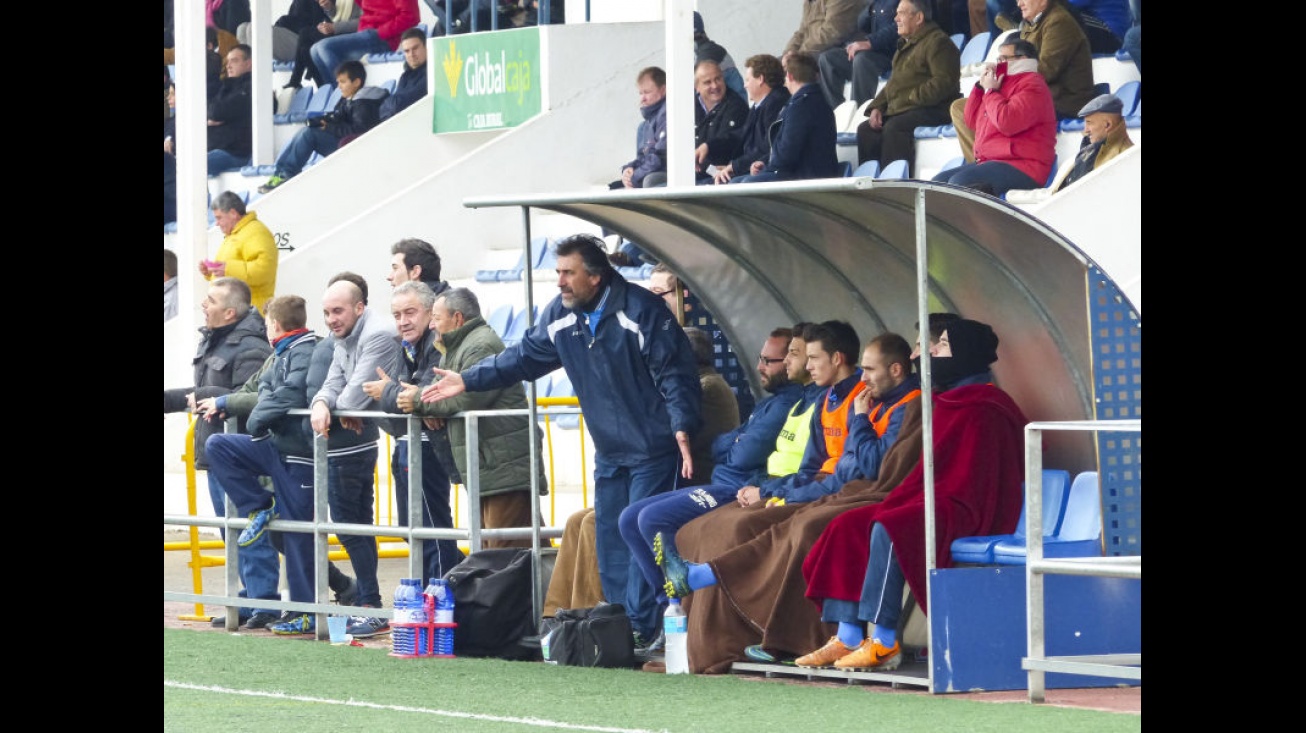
442, 548, 537, 660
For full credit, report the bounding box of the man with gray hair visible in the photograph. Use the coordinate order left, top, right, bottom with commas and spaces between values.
392, 287, 548, 549
362, 280, 463, 580
163, 277, 275, 628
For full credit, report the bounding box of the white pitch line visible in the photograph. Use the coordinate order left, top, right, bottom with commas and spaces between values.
164, 681, 667, 733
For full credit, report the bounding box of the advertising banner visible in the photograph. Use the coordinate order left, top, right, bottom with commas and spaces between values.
432, 27, 542, 134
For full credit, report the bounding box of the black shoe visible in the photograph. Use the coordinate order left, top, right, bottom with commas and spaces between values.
634, 629, 665, 657
243, 611, 281, 630
210, 613, 251, 628
332, 574, 359, 607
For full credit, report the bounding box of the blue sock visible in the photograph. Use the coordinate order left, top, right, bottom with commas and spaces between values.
872, 624, 896, 648
837, 621, 864, 649
687, 562, 716, 590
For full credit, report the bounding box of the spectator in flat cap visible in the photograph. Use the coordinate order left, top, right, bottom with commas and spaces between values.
1052, 92, 1134, 192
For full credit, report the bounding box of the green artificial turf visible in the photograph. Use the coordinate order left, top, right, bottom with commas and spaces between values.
164, 629, 1140, 733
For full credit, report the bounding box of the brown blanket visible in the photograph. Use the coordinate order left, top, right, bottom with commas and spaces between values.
676, 400, 924, 674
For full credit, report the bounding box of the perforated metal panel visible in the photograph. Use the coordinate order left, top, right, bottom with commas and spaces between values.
1087, 267, 1141, 556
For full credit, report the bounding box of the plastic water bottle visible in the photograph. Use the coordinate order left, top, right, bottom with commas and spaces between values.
431, 578, 456, 656
663, 599, 689, 674
391, 579, 419, 655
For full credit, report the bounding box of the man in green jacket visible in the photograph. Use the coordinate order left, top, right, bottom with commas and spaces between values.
390, 287, 548, 549
854, 0, 960, 176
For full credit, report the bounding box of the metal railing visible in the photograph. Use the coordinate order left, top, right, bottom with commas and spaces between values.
1021, 419, 1142, 702
164, 399, 587, 640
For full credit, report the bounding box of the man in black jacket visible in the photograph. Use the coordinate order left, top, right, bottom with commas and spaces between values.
163, 277, 275, 627
379, 27, 429, 122
206, 44, 254, 176
692, 60, 748, 184
258, 59, 390, 193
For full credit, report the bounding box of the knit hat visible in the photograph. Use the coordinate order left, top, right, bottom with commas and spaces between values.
942, 319, 999, 368
693, 11, 705, 35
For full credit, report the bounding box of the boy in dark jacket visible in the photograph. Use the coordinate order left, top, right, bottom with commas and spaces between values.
258, 59, 390, 193
205, 295, 323, 635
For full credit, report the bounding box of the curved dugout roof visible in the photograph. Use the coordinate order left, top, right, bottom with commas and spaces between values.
466, 178, 1138, 475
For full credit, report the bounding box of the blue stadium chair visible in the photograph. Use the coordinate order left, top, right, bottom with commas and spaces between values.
913, 125, 946, 139
840, 161, 853, 177
950, 469, 1072, 564
382, 79, 397, 95
1113, 80, 1141, 117
877, 159, 909, 179
272, 60, 295, 72
959, 32, 990, 67
486, 303, 514, 336
502, 305, 537, 345
993, 471, 1102, 564
534, 238, 557, 273
274, 85, 313, 124
950, 33, 964, 50
1125, 99, 1141, 127
938, 124, 957, 138
1043, 154, 1059, 187
292, 84, 334, 123
835, 131, 858, 146
852, 160, 880, 178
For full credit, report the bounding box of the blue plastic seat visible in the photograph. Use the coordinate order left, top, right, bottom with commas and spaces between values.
852, 160, 880, 178
950, 33, 964, 50
486, 303, 514, 337
913, 125, 945, 139
502, 305, 537, 346
939, 156, 965, 174
1113, 80, 1141, 117
274, 86, 312, 124
840, 161, 853, 177
302, 87, 342, 125
877, 159, 909, 179
950, 469, 1072, 564
938, 124, 957, 138
291, 84, 334, 123
993, 471, 1102, 563
959, 32, 990, 67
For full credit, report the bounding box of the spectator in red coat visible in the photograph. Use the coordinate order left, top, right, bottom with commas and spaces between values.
932, 38, 1056, 197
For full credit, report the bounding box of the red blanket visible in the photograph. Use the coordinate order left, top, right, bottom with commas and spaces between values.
802, 383, 1027, 614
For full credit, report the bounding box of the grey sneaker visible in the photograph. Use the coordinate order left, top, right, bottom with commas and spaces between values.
346, 615, 391, 638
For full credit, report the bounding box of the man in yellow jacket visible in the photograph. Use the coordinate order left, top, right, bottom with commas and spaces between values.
202, 190, 278, 314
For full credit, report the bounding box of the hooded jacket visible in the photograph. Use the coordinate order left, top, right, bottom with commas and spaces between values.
322, 86, 390, 139
624, 97, 668, 187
